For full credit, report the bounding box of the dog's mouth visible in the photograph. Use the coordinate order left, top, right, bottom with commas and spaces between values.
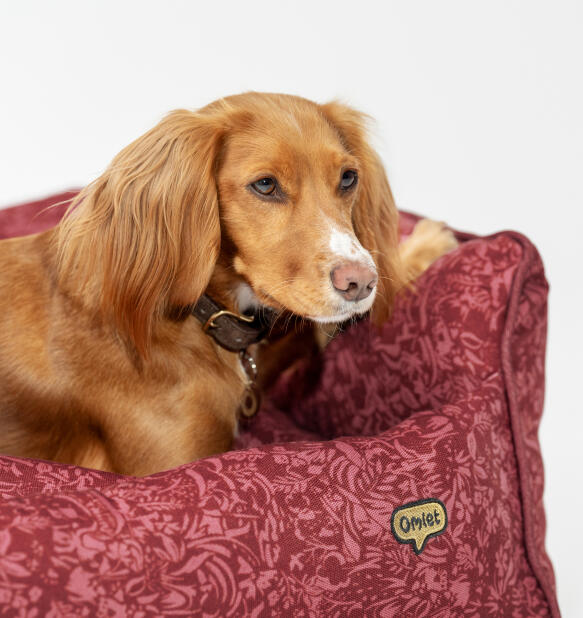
251, 284, 376, 325
307, 309, 367, 324
307, 290, 377, 324
307, 311, 358, 324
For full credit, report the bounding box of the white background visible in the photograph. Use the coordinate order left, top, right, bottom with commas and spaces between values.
1, 1, 581, 614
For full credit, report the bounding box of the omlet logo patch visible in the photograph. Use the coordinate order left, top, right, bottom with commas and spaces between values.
390, 498, 448, 554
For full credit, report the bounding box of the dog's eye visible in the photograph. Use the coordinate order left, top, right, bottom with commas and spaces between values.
340, 170, 358, 191
251, 177, 276, 196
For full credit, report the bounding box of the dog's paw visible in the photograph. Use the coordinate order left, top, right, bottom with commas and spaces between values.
399, 219, 458, 280
411, 218, 458, 259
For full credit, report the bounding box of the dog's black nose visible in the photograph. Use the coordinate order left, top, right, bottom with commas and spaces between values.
330, 262, 378, 301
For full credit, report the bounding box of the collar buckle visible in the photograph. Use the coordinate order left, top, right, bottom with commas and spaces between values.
192, 294, 274, 353
202, 309, 255, 333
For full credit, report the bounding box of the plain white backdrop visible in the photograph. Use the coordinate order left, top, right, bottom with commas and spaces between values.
1, 1, 581, 614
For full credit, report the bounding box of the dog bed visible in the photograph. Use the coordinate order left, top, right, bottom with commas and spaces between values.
0, 193, 559, 616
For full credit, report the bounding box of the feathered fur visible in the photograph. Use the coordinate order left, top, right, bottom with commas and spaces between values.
0, 93, 454, 475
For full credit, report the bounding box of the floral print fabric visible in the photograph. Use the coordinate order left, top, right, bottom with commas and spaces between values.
0, 197, 559, 616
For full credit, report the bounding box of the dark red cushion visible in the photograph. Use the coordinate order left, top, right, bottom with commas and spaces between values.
0, 194, 559, 617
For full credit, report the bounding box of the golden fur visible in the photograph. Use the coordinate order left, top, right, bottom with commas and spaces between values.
0, 93, 455, 475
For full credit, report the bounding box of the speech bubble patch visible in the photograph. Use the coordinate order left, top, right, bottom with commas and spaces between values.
390, 498, 448, 554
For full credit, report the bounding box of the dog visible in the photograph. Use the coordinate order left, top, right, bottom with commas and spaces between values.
0, 93, 456, 475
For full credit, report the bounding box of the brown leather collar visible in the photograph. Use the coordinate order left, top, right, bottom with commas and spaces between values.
192, 295, 274, 352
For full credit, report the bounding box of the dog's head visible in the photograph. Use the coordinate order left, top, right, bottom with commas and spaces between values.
57, 93, 405, 356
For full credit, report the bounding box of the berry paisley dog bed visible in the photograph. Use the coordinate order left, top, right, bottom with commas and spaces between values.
0, 193, 559, 617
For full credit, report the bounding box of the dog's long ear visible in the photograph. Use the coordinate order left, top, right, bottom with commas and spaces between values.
321, 101, 407, 324
57, 110, 224, 357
